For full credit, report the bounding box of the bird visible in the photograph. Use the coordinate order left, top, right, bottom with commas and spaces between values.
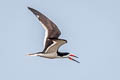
27, 7, 80, 63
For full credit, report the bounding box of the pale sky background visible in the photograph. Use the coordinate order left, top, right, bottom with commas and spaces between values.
0, 0, 120, 80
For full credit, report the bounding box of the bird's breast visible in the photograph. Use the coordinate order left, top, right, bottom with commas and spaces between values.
37, 53, 58, 59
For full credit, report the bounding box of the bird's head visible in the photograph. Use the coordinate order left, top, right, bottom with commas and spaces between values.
59, 52, 80, 63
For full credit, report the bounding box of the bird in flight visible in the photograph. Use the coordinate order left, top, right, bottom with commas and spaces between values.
27, 7, 80, 63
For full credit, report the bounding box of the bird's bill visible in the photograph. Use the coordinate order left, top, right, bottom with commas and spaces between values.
69, 54, 79, 58
68, 57, 80, 63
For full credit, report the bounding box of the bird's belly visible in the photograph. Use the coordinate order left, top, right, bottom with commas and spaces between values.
38, 53, 57, 59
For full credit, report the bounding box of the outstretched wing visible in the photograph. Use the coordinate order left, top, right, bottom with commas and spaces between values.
45, 39, 67, 53
28, 7, 61, 52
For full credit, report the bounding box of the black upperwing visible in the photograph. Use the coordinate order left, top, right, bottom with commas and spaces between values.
28, 7, 61, 52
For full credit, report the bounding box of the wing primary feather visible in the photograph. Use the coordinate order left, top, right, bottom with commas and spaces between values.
28, 7, 61, 52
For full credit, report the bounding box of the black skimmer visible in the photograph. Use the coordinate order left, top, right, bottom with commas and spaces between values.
27, 7, 80, 63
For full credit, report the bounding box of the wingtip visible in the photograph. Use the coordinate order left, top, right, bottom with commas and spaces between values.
27, 7, 40, 16
27, 6, 32, 10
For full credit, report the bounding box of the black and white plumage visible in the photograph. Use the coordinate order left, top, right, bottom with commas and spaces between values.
27, 7, 80, 63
